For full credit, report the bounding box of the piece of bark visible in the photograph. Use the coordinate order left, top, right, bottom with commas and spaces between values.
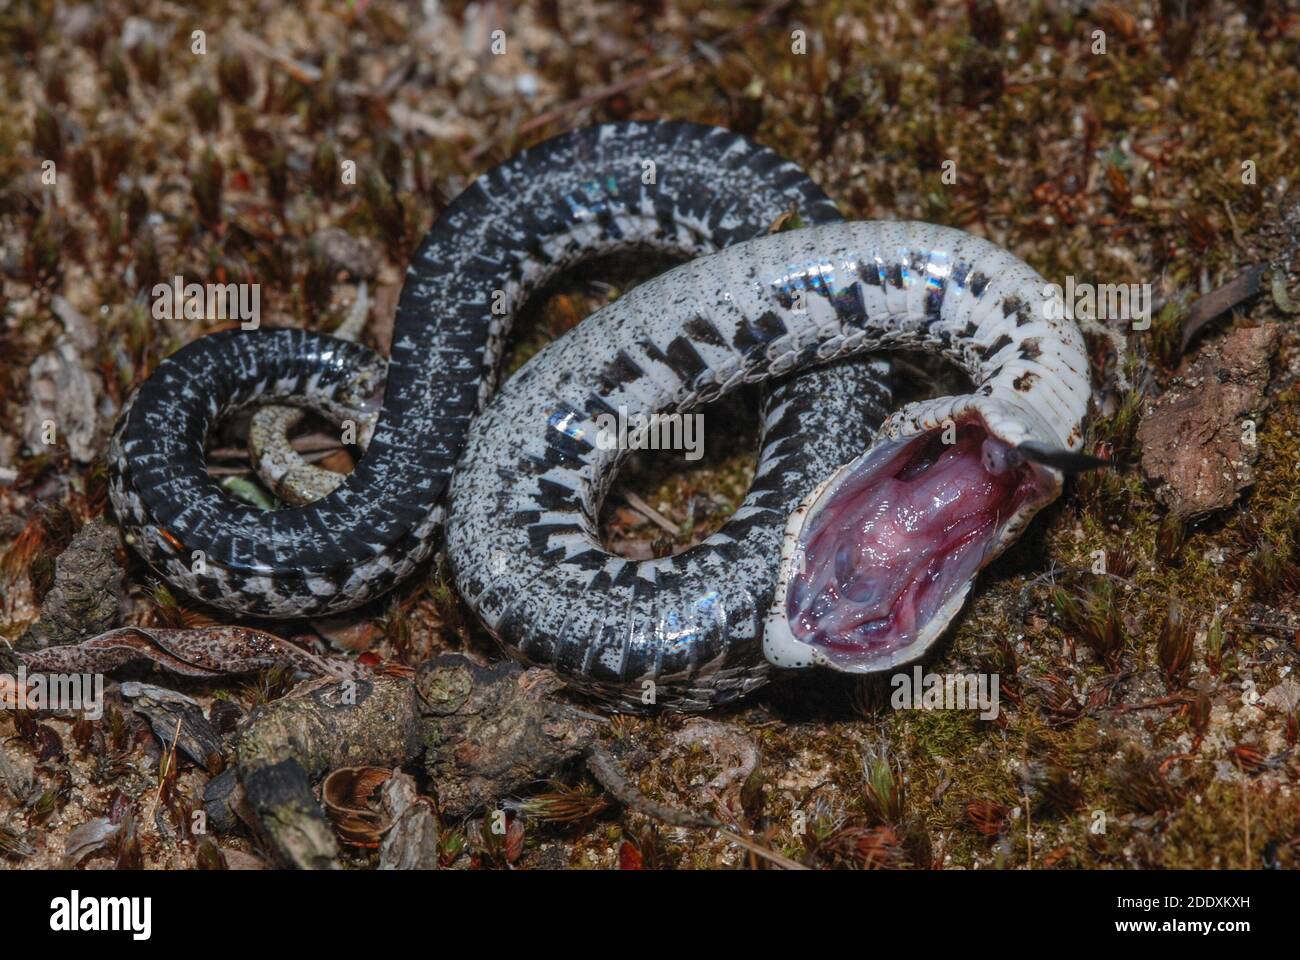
221, 847, 268, 870
1137, 324, 1280, 518
235, 675, 418, 869
17, 518, 123, 650
120, 682, 224, 773
378, 771, 440, 870
237, 675, 419, 776
416, 654, 599, 819
63, 817, 120, 867
242, 758, 341, 870
22, 340, 110, 464
202, 768, 248, 835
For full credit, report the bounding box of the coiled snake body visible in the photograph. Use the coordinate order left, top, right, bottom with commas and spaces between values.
111, 121, 1090, 712
109, 124, 889, 639
448, 219, 1089, 709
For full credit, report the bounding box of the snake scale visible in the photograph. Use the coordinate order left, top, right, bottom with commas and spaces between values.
110, 120, 1091, 712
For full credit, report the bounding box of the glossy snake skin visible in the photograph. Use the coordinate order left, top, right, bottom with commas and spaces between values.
446, 221, 1090, 710
109, 122, 893, 632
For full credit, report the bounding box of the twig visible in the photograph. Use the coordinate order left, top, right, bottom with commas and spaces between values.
584, 745, 805, 869
1111, 692, 1194, 714
1157, 752, 1199, 775
585, 745, 720, 829
148, 715, 183, 823
461, 0, 793, 164
1180, 263, 1266, 352
621, 491, 679, 536
716, 828, 809, 870
1225, 616, 1297, 637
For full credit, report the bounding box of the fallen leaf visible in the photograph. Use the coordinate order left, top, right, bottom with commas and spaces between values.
120, 681, 224, 772
618, 839, 644, 870
17, 625, 366, 680
63, 817, 120, 867
322, 766, 393, 848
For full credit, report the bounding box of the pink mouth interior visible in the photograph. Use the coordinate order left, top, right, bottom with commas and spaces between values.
785, 417, 1047, 669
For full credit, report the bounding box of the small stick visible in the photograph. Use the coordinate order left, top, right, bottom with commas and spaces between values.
716, 828, 809, 871
1180, 263, 1266, 352
585, 746, 807, 870
1111, 692, 1194, 714
585, 745, 720, 829
621, 491, 679, 536
148, 715, 183, 823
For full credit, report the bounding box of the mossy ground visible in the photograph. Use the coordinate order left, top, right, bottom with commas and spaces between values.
1, 1, 1298, 869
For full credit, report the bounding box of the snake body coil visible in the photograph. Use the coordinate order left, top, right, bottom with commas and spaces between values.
447, 221, 1090, 709
109, 122, 891, 638
111, 122, 1091, 712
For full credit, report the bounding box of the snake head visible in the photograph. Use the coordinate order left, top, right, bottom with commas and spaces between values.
763, 400, 1068, 673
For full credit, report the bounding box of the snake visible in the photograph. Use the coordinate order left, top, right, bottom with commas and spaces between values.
445, 220, 1092, 710
108, 121, 894, 643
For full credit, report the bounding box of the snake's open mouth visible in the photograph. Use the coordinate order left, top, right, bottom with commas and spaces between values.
766, 415, 1054, 672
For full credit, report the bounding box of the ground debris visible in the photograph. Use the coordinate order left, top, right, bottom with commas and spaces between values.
16, 517, 124, 650
22, 340, 112, 465
417, 654, 599, 818
378, 771, 439, 870
120, 681, 224, 773
62, 817, 119, 868
233, 672, 419, 868
305, 228, 381, 280
1136, 324, 1280, 518
221, 653, 743, 868
18, 624, 363, 679
666, 719, 761, 800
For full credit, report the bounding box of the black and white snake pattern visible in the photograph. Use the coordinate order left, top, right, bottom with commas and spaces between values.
108, 123, 891, 630
110, 121, 1091, 712
447, 218, 1090, 709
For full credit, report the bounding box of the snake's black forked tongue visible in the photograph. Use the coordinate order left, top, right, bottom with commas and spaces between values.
1015, 442, 1112, 474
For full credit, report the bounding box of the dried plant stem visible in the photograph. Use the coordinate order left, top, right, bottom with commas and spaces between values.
621, 491, 678, 536
585, 745, 720, 829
